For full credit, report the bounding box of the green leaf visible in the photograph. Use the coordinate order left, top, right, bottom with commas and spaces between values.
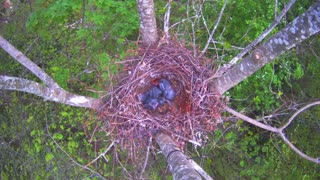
45, 153, 54, 162
225, 132, 236, 141
240, 160, 245, 167
53, 133, 64, 140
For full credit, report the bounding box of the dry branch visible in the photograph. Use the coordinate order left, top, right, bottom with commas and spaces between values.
224, 101, 320, 164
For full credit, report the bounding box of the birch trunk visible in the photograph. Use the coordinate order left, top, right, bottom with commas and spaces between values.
137, 0, 158, 45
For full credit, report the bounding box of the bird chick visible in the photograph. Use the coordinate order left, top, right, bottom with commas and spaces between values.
138, 86, 163, 110
159, 79, 176, 100
144, 98, 159, 110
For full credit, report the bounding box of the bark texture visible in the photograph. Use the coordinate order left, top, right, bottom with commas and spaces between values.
156, 133, 201, 180
213, 1, 320, 94
0, 35, 61, 89
137, 0, 158, 45
0, 76, 101, 109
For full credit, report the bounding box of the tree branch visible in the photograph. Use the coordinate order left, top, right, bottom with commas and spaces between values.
224, 102, 320, 164
156, 133, 212, 179
280, 101, 320, 130
163, 0, 172, 38
213, 1, 320, 94
220, 0, 296, 72
224, 106, 279, 133
0, 35, 61, 89
200, 0, 228, 57
0, 75, 101, 109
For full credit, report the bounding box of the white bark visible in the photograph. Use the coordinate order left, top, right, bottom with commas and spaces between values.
137, 0, 158, 45
156, 133, 213, 180
0, 75, 101, 109
213, 1, 320, 94
0, 35, 101, 109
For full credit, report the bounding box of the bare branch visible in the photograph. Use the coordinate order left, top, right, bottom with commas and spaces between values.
213, 1, 320, 94
279, 132, 320, 164
0, 35, 61, 89
280, 101, 320, 130
218, 0, 296, 73
224, 105, 279, 133
139, 137, 152, 180
224, 102, 320, 164
156, 133, 202, 179
86, 141, 115, 167
0, 75, 101, 109
200, 0, 228, 57
188, 159, 213, 180
156, 133, 214, 179
163, 0, 172, 38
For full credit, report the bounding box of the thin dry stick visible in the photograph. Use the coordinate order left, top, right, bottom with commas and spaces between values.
114, 145, 132, 179
139, 137, 152, 180
164, 0, 172, 37
45, 119, 106, 179
86, 141, 115, 167
200, 0, 228, 57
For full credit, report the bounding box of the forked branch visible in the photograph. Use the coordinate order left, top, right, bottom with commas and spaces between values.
0, 35, 101, 109
0, 75, 101, 109
224, 101, 320, 164
0, 35, 61, 89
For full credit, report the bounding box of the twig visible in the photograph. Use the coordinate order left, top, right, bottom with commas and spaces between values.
224, 105, 279, 132
45, 117, 106, 179
280, 101, 320, 131
139, 137, 152, 179
200, 0, 228, 57
164, 0, 172, 37
224, 101, 320, 164
86, 141, 115, 167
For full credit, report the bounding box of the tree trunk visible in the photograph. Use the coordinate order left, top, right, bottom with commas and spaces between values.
156, 133, 202, 180
213, 1, 320, 94
137, 0, 158, 45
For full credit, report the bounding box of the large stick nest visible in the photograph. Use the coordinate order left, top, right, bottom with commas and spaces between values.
100, 41, 222, 150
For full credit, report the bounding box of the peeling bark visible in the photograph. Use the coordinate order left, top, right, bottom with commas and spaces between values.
213, 1, 320, 94
156, 133, 202, 180
0, 75, 101, 109
137, 0, 158, 45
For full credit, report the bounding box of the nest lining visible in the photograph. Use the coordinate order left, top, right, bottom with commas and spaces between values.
100, 41, 222, 150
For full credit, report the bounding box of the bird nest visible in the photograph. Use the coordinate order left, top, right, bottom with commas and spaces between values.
99, 41, 222, 150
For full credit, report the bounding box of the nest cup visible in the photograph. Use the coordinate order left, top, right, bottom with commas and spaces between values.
101, 42, 222, 150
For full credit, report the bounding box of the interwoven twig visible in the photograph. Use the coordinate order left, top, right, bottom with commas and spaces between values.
100, 41, 222, 152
